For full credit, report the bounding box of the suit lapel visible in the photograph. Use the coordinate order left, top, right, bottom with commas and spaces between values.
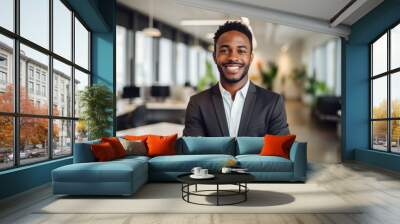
211, 84, 229, 136
238, 82, 257, 136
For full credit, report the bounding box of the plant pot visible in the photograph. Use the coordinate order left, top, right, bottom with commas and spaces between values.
302, 94, 314, 106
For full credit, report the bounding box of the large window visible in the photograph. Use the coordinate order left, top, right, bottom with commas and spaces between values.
116, 25, 127, 95
158, 38, 173, 85
370, 23, 400, 153
189, 46, 199, 86
0, 0, 91, 170
176, 42, 188, 85
134, 31, 153, 86
309, 38, 341, 96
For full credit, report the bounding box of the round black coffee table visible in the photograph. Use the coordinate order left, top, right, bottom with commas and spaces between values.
177, 173, 255, 206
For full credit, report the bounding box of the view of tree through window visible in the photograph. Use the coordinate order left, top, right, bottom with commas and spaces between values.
371, 23, 400, 153
0, 0, 91, 170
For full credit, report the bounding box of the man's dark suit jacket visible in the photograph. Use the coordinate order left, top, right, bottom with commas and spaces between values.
183, 81, 289, 137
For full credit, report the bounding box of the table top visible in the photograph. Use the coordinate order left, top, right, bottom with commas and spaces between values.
177, 172, 255, 185
116, 122, 184, 137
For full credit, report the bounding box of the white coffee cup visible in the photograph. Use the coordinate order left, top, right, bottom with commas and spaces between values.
221, 167, 232, 174
191, 167, 202, 176
200, 169, 208, 176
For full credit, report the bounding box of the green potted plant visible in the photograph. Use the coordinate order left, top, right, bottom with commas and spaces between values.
291, 66, 330, 105
259, 61, 278, 90
79, 84, 113, 140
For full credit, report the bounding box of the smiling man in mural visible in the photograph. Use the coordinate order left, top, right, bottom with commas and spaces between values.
183, 21, 290, 137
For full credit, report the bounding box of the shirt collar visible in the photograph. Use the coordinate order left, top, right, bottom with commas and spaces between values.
218, 79, 250, 99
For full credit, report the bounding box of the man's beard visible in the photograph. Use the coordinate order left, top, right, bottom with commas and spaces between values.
217, 63, 250, 84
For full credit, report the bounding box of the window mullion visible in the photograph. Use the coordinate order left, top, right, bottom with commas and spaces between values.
370, 45, 373, 149
14, 0, 21, 167
388, 29, 391, 153
49, 0, 54, 160
71, 10, 76, 154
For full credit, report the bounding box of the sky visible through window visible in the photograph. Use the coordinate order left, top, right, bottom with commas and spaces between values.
1, 0, 88, 70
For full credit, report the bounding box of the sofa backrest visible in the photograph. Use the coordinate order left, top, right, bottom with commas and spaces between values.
236, 137, 264, 155
236, 137, 302, 156
73, 139, 100, 163
178, 137, 236, 155
74, 136, 299, 161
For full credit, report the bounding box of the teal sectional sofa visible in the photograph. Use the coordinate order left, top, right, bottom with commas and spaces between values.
52, 137, 307, 196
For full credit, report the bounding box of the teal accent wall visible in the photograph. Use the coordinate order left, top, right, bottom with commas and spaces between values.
68, 0, 116, 134
343, 0, 400, 172
0, 158, 72, 199
0, 0, 116, 200
355, 149, 400, 172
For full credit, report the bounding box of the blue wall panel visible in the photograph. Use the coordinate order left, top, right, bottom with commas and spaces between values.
355, 149, 400, 172
344, 0, 400, 172
343, 44, 369, 160
0, 158, 72, 199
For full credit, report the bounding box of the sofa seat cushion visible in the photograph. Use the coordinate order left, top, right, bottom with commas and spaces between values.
149, 154, 235, 172
236, 155, 293, 172
116, 155, 150, 163
53, 159, 147, 183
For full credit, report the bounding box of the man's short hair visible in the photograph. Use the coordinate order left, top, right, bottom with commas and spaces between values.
213, 21, 253, 53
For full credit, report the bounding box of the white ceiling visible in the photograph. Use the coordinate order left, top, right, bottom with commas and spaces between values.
118, 0, 382, 57
118, 0, 316, 43
225, 0, 352, 23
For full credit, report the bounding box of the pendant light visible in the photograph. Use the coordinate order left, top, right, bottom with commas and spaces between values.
143, 0, 161, 37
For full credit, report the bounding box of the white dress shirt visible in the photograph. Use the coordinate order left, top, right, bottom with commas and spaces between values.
219, 80, 250, 137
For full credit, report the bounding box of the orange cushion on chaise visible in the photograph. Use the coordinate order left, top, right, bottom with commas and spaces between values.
91, 142, 118, 161
259, 134, 296, 159
101, 137, 127, 158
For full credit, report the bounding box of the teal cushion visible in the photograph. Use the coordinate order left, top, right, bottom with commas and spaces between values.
52, 159, 147, 183
236, 137, 264, 155
116, 155, 150, 163
179, 137, 235, 155
149, 154, 235, 172
236, 155, 293, 172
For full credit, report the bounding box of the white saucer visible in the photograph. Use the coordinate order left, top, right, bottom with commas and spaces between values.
190, 174, 215, 179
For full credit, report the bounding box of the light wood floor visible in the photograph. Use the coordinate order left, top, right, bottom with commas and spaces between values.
1, 162, 400, 224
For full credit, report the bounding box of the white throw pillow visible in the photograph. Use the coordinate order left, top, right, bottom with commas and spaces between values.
119, 138, 147, 156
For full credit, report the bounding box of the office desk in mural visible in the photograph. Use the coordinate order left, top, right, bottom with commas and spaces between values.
116, 100, 187, 131
116, 122, 184, 137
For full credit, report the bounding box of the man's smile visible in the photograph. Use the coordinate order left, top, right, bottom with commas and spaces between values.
222, 62, 244, 75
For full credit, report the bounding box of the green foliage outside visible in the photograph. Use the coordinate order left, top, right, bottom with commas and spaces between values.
197, 60, 218, 91
79, 84, 113, 140
372, 99, 400, 142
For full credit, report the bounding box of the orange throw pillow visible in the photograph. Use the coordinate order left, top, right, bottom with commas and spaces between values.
91, 142, 117, 161
259, 134, 296, 159
101, 137, 127, 158
146, 134, 178, 157
124, 135, 149, 142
